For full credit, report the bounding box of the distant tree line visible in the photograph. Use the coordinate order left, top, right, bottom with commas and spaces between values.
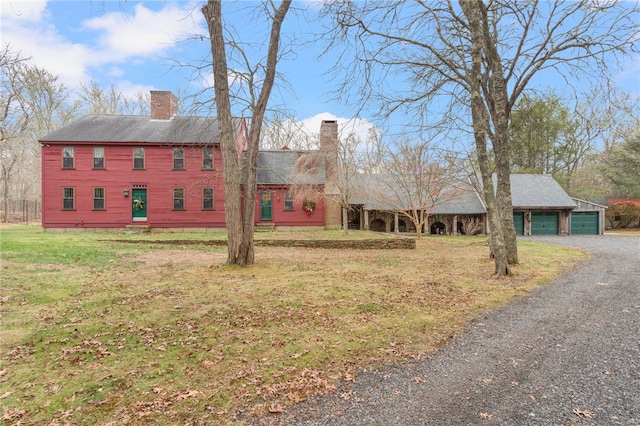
0, 45, 150, 222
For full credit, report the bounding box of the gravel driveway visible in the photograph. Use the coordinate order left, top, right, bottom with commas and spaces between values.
280, 235, 640, 426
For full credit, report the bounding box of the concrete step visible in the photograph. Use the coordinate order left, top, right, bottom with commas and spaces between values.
255, 223, 276, 232
124, 225, 151, 234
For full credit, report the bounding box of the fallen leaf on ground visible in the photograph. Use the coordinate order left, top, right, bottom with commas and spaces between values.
573, 408, 596, 419
268, 402, 284, 413
175, 389, 199, 400
479, 412, 492, 419
2, 406, 26, 421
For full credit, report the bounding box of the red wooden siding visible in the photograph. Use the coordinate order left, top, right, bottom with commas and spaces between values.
41, 143, 326, 229
254, 186, 326, 227
41, 143, 228, 229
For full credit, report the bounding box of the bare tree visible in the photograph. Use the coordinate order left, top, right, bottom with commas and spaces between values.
565, 88, 639, 199
333, 132, 365, 235
601, 128, 640, 200
287, 150, 326, 217
367, 138, 459, 238
202, 1, 292, 265
78, 82, 150, 115
323, 0, 639, 275
260, 112, 318, 150
1, 46, 79, 222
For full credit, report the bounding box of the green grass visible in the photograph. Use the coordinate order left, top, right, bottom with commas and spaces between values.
0, 226, 586, 425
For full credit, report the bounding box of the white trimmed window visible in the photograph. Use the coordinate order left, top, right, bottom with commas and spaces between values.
62, 147, 74, 169
173, 147, 184, 170
203, 146, 214, 170
93, 187, 105, 210
93, 147, 105, 169
62, 187, 75, 210
133, 147, 145, 169
173, 188, 185, 210
203, 187, 214, 210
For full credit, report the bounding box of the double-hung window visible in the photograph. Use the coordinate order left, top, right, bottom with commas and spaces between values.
62, 187, 75, 210
93, 147, 105, 169
173, 188, 185, 210
93, 187, 105, 210
202, 146, 213, 170
62, 147, 74, 169
133, 147, 145, 169
284, 191, 294, 211
203, 187, 214, 210
173, 147, 184, 170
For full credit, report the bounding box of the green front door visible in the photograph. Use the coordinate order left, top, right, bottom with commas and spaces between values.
571, 212, 598, 235
132, 189, 147, 221
513, 212, 524, 235
260, 192, 272, 221
531, 212, 558, 235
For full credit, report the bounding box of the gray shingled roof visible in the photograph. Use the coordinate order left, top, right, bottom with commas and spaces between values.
349, 174, 483, 213
348, 174, 396, 210
39, 114, 243, 144
503, 174, 576, 209
257, 151, 326, 185
351, 173, 574, 213
432, 185, 486, 215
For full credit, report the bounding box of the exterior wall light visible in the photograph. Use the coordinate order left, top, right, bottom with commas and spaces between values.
123, 189, 130, 197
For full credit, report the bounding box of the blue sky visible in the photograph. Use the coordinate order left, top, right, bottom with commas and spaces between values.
2, 0, 639, 145
2, 0, 366, 138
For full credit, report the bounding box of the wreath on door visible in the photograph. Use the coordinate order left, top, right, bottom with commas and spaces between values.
133, 198, 145, 211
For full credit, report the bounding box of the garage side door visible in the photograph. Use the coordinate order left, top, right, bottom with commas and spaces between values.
571, 211, 598, 235
531, 212, 558, 235
513, 212, 524, 236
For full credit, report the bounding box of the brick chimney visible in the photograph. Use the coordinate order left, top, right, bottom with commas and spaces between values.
319, 120, 341, 229
320, 120, 338, 184
150, 90, 178, 120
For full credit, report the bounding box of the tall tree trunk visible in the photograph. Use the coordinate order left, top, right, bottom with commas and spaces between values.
342, 205, 348, 235
239, 0, 291, 265
461, 0, 510, 276
478, 1, 519, 265
203, 1, 246, 265
203, 1, 290, 265
2, 167, 9, 223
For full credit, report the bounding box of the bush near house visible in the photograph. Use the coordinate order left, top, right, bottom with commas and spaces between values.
605, 198, 640, 229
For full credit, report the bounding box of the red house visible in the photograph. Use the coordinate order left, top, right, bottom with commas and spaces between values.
39, 91, 340, 232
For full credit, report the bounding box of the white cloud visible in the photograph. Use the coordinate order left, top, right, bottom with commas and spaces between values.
112, 80, 155, 100
299, 113, 379, 143
82, 2, 203, 61
260, 112, 380, 151
1, 1, 92, 85
1, 1, 204, 89
0, 0, 48, 21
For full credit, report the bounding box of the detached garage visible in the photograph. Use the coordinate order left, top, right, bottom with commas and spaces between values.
364, 174, 603, 237
509, 175, 576, 236
531, 211, 559, 235
571, 198, 606, 235
513, 212, 525, 235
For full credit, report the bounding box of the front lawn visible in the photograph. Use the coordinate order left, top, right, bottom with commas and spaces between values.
0, 226, 585, 425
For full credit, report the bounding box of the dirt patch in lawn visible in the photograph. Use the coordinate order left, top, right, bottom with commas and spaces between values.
134, 249, 226, 268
